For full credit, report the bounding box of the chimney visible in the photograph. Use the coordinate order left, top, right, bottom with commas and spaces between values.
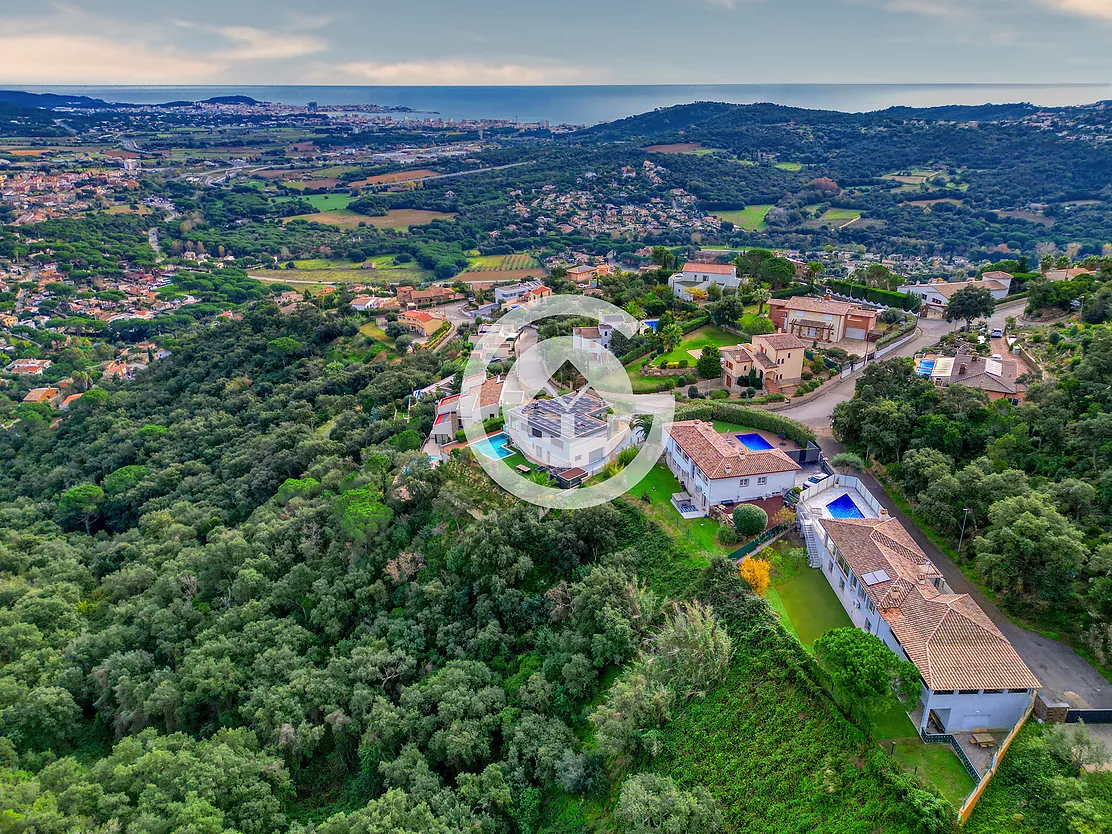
879, 508, 890, 519
958, 363, 967, 375
824, 292, 833, 301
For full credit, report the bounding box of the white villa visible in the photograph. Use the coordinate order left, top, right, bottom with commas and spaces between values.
664, 420, 800, 516
798, 474, 1040, 735
898, 275, 1012, 316
669, 262, 741, 300
494, 280, 547, 306
505, 389, 632, 475
430, 375, 522, 444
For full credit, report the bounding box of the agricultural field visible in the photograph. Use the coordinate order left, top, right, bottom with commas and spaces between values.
774, 161, 803, 171
353, 168, 438, 186
104, 204, 153, 215
643, 143, 703, 153
281, 208, 455, 230
810, 207, 862, 228
283, 178, 344, 190
464, 253, 541, 271
714, 204, 773, 231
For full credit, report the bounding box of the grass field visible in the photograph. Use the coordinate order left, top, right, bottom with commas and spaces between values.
275, 194, 355, 211
359, 321, 394, 346
714, 205, 773, 231
767, 567, 853, 648
775, 161, 803, 171
817, 208, 862, 226
104, 205, 152, 215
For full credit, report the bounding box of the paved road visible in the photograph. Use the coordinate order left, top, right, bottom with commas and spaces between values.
780, 299, 1026, 431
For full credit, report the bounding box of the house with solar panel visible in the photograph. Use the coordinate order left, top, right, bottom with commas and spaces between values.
504, 388, 633, 477
797, 473, 1040, 738
915, 353, 1027, 404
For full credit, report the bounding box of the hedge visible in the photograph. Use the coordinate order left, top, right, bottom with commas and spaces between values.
673, 402, 815, 444
824, 280, 921, 312
681, 314, 711, 334
771, 283, 814, 300
875, 319, 917, 347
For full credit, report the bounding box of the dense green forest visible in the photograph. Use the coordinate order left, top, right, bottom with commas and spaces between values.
0, 303, 959, 833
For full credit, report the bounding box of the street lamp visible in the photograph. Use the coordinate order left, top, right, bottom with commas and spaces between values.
957, 508, 971, 555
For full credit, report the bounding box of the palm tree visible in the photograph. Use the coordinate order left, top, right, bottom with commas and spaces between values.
754, 288, 771, 316
633, 414, 655, 441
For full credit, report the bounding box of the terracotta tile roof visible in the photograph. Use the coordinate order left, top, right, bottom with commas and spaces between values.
574, 326, 603, 339
668, 420, 800, 479
925, 279, 1004, 299
818, 516, 1040, 691
756, 332, 807, 351
754, 353, 777, 370
721, 344, 755, 364
681, 262, 736, 274
768, 296, 861, 316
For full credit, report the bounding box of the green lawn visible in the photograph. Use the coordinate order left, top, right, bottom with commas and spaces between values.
768, 567, 852, 649
275, 193, 355, 211
888, 739, 975, 809
818, 208, 862, 225
714, 204, 773, 231
652, 325, 746, 366
627, 463, 733, 563
775, 161, 803, 171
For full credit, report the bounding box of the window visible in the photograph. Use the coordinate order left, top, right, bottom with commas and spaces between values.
1008, 688, 1031, 694
530, 427, 542, 438
757, 476, 767, 485
866, 598, 876, 613
934, 690, 954, 696
739, 478, 749, 487
863, 619, 872, 634
957, 689, 979, 695
982, 689, 1003, 694
838, 578, 845, 591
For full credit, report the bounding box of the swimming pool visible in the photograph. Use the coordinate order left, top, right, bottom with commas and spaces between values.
473, 432, 514, 460
735, 432, 775, 452
826, 493, 866, 519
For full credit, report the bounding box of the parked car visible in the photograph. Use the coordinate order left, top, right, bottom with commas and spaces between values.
991, 328, 1004, 338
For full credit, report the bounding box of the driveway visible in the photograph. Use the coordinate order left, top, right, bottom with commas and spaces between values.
818, 433, 1112, 709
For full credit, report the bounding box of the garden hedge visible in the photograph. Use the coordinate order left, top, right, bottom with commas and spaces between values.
673, 403, 815, 444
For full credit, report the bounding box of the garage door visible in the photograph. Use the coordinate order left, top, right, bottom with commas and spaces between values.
846, 327, 866, 340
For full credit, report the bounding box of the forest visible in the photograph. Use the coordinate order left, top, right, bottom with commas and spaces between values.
0, 301, 962, 834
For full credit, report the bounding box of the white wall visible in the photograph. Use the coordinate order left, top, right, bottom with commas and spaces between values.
922, 689, 1033, 733
664, 439, 796, 508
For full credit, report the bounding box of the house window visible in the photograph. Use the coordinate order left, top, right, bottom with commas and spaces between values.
982, 689, 1003, 694
757, 476, 767, 485
838, 578, 845, 591
530, 427, 542, 438
866, 598, 876, 613
739, 478, 749, 487
957, 690, 979, 695
934, 690, 955, 695
863, 619, 872, 634
1008, 688, 1031, 694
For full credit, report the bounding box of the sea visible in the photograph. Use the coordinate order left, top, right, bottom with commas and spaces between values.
17, 83, 1112, 126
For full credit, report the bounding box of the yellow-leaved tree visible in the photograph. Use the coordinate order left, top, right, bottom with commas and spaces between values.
738, 557, 771, 596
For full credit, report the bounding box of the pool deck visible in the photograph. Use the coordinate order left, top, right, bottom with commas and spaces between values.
801, 479, 883, 521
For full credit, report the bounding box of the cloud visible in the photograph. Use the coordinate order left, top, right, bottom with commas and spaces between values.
323, 59, 592, 85
177, 22, 328, 61
1039, 0, 1112, 19
0, 32, 225, 84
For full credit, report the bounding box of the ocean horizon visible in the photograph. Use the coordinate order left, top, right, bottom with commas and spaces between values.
12, 83, 1112, 125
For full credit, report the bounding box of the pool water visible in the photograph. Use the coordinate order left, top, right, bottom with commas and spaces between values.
826, 493, 865, 519
473, 432, 514, 460
736, 432, 776, 452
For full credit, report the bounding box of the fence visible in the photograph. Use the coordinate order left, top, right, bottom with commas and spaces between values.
957, 700, 1034, 824
921, 731, 981, 784
729, 521, 792, 560
838, 328, 920, 377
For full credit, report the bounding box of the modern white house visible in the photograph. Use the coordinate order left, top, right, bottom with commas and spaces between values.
663, 420, 800, 516
505, 389, 632, 475
668, 262, 741, 300
898, 276, 1012, 316
494, 280, 547, 306
798, 474, 1040, 735
430, 375, 520, 444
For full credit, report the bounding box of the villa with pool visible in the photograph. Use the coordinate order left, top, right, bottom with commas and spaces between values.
663, 420, 801, 516
798, 473, 1040, 740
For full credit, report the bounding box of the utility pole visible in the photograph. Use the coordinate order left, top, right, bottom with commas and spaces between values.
957, 508, 971, 555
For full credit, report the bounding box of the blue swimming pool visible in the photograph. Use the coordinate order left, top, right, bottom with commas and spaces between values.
473, 432, 514, 460
736, 432, 775, 452
826, 493, 866, 519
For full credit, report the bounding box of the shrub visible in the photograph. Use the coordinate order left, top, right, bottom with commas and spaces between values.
732, 504, 768, 538
738, 558, 771, 595
717, 525, 738, 545
830, 452, 865, 472
687, 386, 702, 399
801, 370, 813, 380
708, 389, 729, 400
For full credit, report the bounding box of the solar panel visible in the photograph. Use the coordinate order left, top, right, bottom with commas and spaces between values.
985, 359, 1003, 377
932, 357, 955, 378
862, 569, 891, 586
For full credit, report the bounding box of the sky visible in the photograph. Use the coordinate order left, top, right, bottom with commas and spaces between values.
1, 1, 1112, 86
